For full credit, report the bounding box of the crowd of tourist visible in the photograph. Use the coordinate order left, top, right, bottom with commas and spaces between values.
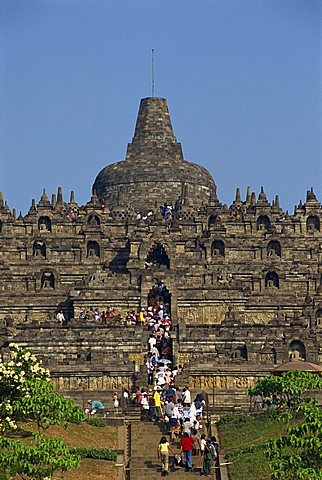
78, 306, 119, 322
136, 202, 174, 225
56, 306, 121, 325
127, 279, 219, 476
131, 380, 218, 475
57, 279, 219, 475
59, 205, 79, 222
56, 279, 173, 331
158, 431, 219, 476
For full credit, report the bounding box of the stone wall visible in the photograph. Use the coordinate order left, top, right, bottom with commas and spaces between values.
0, 96, 321, 410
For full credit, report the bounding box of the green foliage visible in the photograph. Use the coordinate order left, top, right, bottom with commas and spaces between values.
0, 343, 50, 433
248, 371, 322, 479
0, 433, 81, 480
247, 370, 322, 412
267, 402, 322, 480
85, 416, 107, 428
0, 344, 86, 479
12, 379, 85, 431
70, 447, 117, 461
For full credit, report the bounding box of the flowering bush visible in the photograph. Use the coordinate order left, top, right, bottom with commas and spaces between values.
0, 343, 49, 433
0, 344, 85, 479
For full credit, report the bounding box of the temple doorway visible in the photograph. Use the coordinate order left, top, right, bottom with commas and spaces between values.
147, 282, 172, 362
146, 243, 170, 269
147, 282, 171, 319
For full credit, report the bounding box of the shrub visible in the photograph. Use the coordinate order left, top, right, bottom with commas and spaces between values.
70, 447, 117, 461
85, 416, 106, 427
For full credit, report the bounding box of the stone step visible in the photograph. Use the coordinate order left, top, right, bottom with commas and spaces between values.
130, 466, 202, 480
129, 419, 206, 479
131, 455, 203, 463
131, 428, 164, 437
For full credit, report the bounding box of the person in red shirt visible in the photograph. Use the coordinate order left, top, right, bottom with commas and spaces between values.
180, 432, 195, 471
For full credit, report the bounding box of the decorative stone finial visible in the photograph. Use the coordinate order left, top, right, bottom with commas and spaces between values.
306, 187, 317, 203
208, 187, 219, 207
0, 192, 4, 207
57, 186, 63, 205
70, 191, 75, 203
245, 186, 251, 204
87, 188, 100, 207
275, 195, 280, 209
51, 194, 56, 208
28, 199, 37, 214
235, 187, 241, 204
250, 192, 256, 206
257, 186, 268, 205
3, 201, 10, 213
39, 188, 50, 206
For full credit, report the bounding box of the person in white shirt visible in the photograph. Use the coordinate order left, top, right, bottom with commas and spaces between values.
182, 417, 192, 435
182, 387, 191, 407
148, 335, 157, 351
151, 346, 159, 358
189, 401, 197, 423
195, 399, 205, 418
141, 393, 150, 421
200, 433, 207, 456
156, 370, 166, 386
123, 389, 129, 412
146, 358, 154, 385
112, 393, 119, 414
56, 310, 65, 325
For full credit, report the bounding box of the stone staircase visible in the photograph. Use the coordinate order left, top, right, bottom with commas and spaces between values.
129, 420, 203, 479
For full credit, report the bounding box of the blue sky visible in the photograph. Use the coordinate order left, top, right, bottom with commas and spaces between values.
0, 0, 321, 214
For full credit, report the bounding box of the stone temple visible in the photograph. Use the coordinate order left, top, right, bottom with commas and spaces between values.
0, 97, 321, 411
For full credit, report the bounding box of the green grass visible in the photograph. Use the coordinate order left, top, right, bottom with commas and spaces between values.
226, 446, 271, 480
217, 412, 290, 480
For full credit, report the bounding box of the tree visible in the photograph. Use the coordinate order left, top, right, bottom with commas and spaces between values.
0, 343, 86, 479
267, 402, 322, 480
12, 379, 85, 432
0, 435, 80, 480
248, 370, 322, 479
247, 370, 322, 412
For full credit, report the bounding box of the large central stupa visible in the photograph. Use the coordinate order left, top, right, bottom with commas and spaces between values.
93, 97, 216, 213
